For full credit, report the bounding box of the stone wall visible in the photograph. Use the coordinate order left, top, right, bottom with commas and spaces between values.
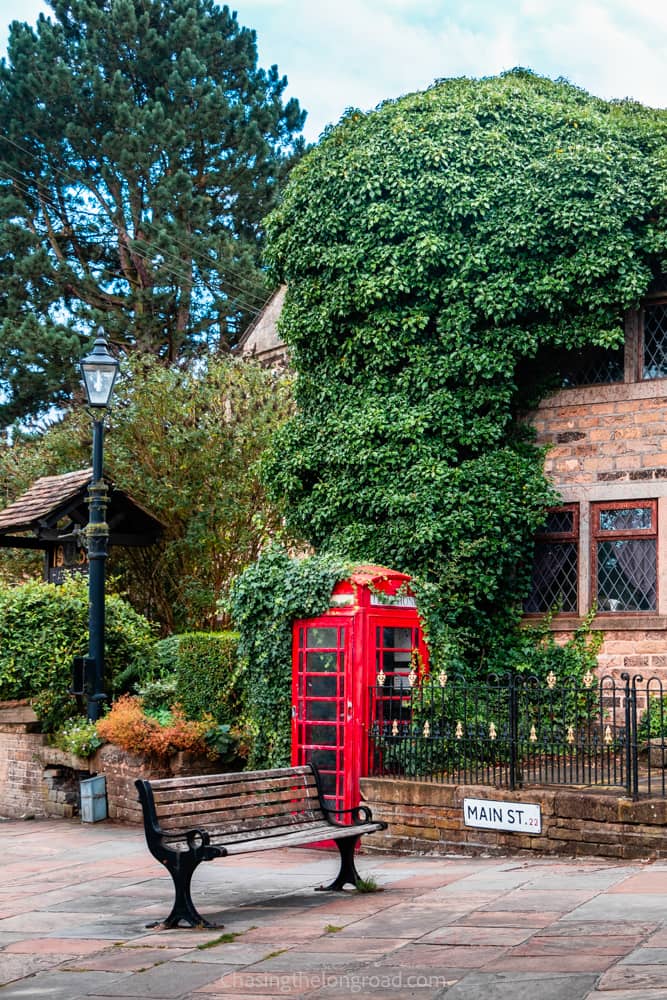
94, 744, 222, 824
361, 777, 667, 860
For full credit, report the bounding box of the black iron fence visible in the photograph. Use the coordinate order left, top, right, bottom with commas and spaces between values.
367, 671, 667, 799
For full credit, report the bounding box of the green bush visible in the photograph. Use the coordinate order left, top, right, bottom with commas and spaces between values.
154, 635, 182, 676
639, 695, 667, 742
135, 675, 179, 714
171, 632, 242, 725
0, 577, 157, 731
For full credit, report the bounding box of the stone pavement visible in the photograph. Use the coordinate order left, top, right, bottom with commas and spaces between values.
2, 819, 667, 999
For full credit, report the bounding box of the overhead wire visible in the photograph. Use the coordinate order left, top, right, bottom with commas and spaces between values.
0, 164, 270, 319
0, 157, 271, 314
0, 135, 278, 298
0, 131, 271, 294
0, 138, 276, 314
0, 161, 270, 316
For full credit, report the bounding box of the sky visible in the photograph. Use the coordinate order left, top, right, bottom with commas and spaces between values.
0, 0, 665, 144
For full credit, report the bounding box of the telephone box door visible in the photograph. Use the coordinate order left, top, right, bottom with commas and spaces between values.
292, 619, 352, 814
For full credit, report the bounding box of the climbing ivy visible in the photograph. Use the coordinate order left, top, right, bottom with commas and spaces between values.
264, 70, 667, 667
226, 546, 351, 767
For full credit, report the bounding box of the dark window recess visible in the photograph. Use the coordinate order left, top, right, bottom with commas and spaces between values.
593, 501, 657, 613
524, 504, 579, 614
560, 345, 624, 388
543, 509, 575, 534
525, 542, 578, 613
643, 303, 667, 380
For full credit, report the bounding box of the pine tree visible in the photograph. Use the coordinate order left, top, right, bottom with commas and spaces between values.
0, 0, 305, 425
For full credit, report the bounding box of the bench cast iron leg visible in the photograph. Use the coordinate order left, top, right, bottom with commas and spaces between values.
316, 834, 362, 892
149, 853, 222, 929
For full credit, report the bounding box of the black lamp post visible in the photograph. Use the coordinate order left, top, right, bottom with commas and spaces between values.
79, 331, 119, 721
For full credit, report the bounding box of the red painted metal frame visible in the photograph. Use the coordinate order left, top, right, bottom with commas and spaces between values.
292, 567, 429, 813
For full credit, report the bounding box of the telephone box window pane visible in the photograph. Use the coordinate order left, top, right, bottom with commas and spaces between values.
306, 724, 337, 745
306, 627, 339, 648
307, 676, 337, 698
310, 749, 337, 770
383, 650, 412, 672
524, 542, 578, 613
316, 771, 338, 795
597, 539, 656, 611
382, 627, 413, 649
306, 651, 338, 672
306, 701, 337, 721
599, 507, 652, 532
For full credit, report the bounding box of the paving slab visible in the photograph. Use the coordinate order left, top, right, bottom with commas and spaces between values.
442, 971, 599, 1000
584, 992, 667, 999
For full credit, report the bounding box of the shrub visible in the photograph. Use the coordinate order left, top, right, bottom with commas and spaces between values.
639, 694, 667, 742
0, 577, 157, 731
172, 632, 242, 725
154, 635, 182, 676
135, 675, 178, 714
51, 716, 104, 758
96, 694, 217, 759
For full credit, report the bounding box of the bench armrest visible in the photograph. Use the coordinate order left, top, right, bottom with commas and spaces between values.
161, 827, 210, 848
322, 804, 375, 826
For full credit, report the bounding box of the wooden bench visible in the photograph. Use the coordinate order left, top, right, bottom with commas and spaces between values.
135, 763, 387, 928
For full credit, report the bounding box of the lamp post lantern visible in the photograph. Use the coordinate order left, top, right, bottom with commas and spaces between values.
79, 331, 119, 721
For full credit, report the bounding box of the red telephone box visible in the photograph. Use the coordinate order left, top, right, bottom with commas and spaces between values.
291, 565, 429, 814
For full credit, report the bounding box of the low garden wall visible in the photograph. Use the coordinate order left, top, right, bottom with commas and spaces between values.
360, 777, 667, 860
0, 701, 219, 822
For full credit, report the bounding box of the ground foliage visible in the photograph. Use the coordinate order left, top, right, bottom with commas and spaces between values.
96, 694, 217, 759
226, 546, 351, 768
264, 70, 667, 669
0, 355, 292, 632
0, 0, 306, 425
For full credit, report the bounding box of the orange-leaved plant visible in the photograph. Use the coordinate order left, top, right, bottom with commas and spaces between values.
96, 694, 217, 759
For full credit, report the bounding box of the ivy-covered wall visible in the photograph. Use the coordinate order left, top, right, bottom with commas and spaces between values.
263, 69, 667, 669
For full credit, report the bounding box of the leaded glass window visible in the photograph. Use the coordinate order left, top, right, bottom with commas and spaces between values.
643, 303, 667, 380
593, 501, 657, 612
525, 504, 579, 614
560, 345, 624, 388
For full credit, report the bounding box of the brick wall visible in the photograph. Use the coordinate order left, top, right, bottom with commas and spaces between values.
534, 380, 667, 488
361, 777, 667, 860
531, 376, 667, 677
0, 726, 52, 818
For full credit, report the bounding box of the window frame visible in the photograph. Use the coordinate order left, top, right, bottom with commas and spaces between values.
591, 499, 658, 615
524, 503, 580, 616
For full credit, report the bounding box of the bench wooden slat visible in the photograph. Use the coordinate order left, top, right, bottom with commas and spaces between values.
151, 773, 317, 802
172, 815, 326, 842
157, 803, 322, 833
164, 820, 382, 854
222, 822, 383, 855
164, 817, 326, 847
152, 783, 319, 816
148, 766, 313, 792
